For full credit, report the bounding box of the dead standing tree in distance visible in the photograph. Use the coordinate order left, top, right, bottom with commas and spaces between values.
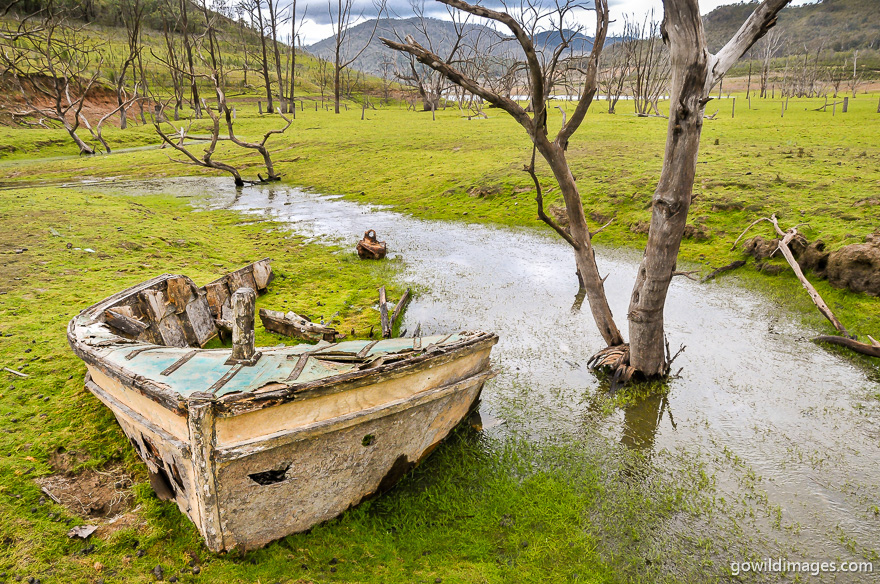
152, 27, 291, 186
329, 0, 386, 114
385, 0, 793, 379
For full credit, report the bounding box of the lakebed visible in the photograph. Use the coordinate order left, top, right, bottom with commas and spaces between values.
3, 176, 874, 582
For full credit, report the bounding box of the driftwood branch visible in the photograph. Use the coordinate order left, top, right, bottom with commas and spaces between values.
390, 288, 411, 335
767, 214, 850, 337
671, 270, 700, 281
731, 217, 772, 250
700, 260, 747, 283
814, 335, 880, 358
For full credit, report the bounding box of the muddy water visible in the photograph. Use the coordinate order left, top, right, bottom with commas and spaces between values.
110, 177, 879, 579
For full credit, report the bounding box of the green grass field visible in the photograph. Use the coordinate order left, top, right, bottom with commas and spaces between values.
1, 88, 878, 582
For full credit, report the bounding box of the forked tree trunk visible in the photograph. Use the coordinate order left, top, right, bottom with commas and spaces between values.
627, 1, 709, 375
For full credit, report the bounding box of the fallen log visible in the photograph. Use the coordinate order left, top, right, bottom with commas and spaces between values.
735, 214, 880, 360
259, 308, 339, 342
814, 335, 880, 358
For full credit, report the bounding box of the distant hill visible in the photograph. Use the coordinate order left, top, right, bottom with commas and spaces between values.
306, 17, 598, 77
309, 0, 878, 77
702, 0, 880, 53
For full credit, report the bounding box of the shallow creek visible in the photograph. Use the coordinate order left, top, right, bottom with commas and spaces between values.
107, 177, 880, 580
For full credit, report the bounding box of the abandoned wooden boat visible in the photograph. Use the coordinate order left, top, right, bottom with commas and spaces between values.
67, 259, 498, 552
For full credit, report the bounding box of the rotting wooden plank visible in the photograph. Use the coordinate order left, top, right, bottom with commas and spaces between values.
187, 395, 224, 552
259, 308, 338, 342
140, 289, 170, 322
166, 277, 194, 314
390, 288, 411, 335
156, 315, 190, 348
251, 259, 273, 290
357, 340, 380, 359
124, 345, 162, 361
209, 364, 244, 393
285, 352, 313, 382
104, 309, 149, 336
229, 270, 257, 295
186, 295, 218, 346
161, 350, 198, 376
227, 288, 260, 365
204, 281, 229, 317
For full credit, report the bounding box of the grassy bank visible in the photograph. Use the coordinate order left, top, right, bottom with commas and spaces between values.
0, 182, 727, 582
2, 91, 878, 357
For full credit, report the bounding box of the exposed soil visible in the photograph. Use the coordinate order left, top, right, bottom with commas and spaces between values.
36, 448, 134, 519
0, 73, 153, 128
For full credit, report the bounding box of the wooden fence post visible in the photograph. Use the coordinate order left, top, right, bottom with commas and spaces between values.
731, 97, 735, 118
258, 101, 262, 115
843, 97, 848, 113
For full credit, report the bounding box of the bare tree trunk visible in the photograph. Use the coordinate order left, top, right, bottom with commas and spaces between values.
179, 0, 200, 117
539, 142, 625, 346
255, 1, 274, 113
627, 0, 790, 375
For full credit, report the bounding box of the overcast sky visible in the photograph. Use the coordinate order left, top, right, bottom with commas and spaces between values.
287, 0, 816, 45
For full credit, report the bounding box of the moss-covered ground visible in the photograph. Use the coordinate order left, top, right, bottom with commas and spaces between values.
0, 90, 878, 582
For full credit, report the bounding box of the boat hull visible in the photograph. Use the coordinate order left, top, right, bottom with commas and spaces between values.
81, 334, 495, 552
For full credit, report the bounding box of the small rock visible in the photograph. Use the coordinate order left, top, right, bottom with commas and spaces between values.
329, 567, 337, 573
168, 577, 178, 583
136, 549, 145, 557
191, 566, 200, 575
435, 579, 442, 583
66, 243, 72, 249
329, 558, 338, 565
152, 565, 164, 581
67, 525, 98, 539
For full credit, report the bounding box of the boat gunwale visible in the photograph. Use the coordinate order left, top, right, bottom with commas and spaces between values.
215, 368, 495, 463
68, 270, 498, 418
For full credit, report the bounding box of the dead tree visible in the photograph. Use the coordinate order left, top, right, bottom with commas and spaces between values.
329, 0, 385, 114
152, 29, 290, 185
384, 0, 626, 349
108, 0, 145, 129
393, 0, 471, 118
757, 28, 782, 98
622, 13, 669, 117
386, 0, 793, 379
599, 42, 629, 114
177, 0, 201, 117
846, 50, 863, 97
625, 0, 792, 375
0, 8, 103, 154
265, 0, 288, 112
